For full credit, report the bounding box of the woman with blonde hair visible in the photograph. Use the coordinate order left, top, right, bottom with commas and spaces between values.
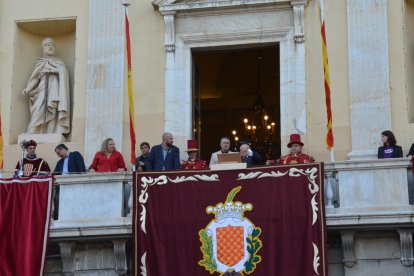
89, 138, 127, 172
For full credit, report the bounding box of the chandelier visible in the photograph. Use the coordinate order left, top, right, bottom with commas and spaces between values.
230, 51, 278, 160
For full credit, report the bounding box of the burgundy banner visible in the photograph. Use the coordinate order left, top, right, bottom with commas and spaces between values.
133, 164, 327, 276
0, 177, 53, 276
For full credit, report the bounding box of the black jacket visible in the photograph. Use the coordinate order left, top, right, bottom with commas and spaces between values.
407, 143, 414, 157
53, 151, 86, 174
377, 145, 403, 159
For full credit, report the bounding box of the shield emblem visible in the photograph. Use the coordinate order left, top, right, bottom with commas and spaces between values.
23, 163, 34, 176
216, 226, 245, 267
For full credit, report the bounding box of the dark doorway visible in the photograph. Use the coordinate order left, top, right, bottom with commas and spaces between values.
192, 45, 280, 162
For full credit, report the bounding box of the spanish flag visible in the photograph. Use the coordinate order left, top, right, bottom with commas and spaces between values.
125, 6, 137, 165
319, 0, 334, 152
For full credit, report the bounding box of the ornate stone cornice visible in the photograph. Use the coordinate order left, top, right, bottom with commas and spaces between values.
152, 0, 310, 52
153, 0, 292, 12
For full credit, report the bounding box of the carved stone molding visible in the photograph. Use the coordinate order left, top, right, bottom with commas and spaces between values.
162, 11, 176, 52
290, 0, 308, 43
397, 229, 414, 267
112, 239, 128, 275
340, 230, 357, 268
58, 242, 76, 276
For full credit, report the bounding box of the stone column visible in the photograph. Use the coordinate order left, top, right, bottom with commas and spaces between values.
162, 11, 191, 154
347, 0, 391, 159
84, 0, 126, 164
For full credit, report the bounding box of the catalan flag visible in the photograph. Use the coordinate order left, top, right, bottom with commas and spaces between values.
319, 0, 334, 154
125, 5, 137, 165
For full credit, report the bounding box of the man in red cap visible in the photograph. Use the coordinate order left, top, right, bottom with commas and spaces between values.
277, 134, 315, 165
181, 139, 208, 170
15, 140, 51, 177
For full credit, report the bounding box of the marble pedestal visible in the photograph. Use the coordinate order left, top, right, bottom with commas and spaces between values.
18, 133, 66, 144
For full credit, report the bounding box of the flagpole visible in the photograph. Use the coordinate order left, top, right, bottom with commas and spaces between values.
123, 0, 137, 171
319, 0, 335, 162
0, 110, 3, 178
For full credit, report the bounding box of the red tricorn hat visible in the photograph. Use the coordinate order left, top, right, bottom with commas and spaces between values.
26, 140, 37, 148
186, 139, 199, 152
287, 134, 304, 148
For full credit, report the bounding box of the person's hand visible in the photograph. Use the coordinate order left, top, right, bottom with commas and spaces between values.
137, 166, 143, 172
117, 168, 126, 172
88, 168, 95, 173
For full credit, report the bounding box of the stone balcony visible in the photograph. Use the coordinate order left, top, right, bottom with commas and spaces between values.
46, 159, 414, 275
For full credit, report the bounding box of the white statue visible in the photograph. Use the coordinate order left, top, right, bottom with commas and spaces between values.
22, 37, 70, 134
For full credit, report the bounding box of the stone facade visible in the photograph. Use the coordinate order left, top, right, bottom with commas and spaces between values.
1, 1, 414, 275
44, 159, 414, 275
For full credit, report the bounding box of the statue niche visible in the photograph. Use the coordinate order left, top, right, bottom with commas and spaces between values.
22, 37, 70, 135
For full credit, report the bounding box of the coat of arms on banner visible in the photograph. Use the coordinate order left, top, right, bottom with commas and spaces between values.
198, 186, 262, 275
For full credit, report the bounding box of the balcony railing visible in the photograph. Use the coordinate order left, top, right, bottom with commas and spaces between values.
49, 159, 414, 238
50, 172, 133, 238
324, 158, 414, 227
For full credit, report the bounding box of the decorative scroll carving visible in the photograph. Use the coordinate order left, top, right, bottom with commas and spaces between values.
291, 0, 308, 43
112, 240, 128, 275
163, 12, 176, 52
340, 230, 357, 268
58, 242, 76, 276
397, 229, 414, 267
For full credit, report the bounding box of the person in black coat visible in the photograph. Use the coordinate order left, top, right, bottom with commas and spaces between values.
53, 144, 86, 174
240, 143, 263, 166
53, 144, 86, 220
147, 132, 180, 171
135, 142, 151, 171
378, 130, 403, 159
407, 143, 414, 158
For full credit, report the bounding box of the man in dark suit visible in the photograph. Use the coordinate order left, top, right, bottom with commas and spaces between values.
240, 143, 263, 167
147, 132, 180, 171
52, 144, 86, 220
53, 144, 86, 175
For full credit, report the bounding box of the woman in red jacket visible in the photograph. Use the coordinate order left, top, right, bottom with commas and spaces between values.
89, 138, 127, 172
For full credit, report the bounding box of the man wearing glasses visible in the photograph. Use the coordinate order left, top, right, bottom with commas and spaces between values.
53, 144, 86, 175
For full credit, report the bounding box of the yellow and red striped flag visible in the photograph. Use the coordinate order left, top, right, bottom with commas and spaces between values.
319, 0, 334, 154
125, 6, 136, 165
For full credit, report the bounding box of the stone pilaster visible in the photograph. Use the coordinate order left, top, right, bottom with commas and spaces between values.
347, 0, 391, 159
84, 0, 126, 164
